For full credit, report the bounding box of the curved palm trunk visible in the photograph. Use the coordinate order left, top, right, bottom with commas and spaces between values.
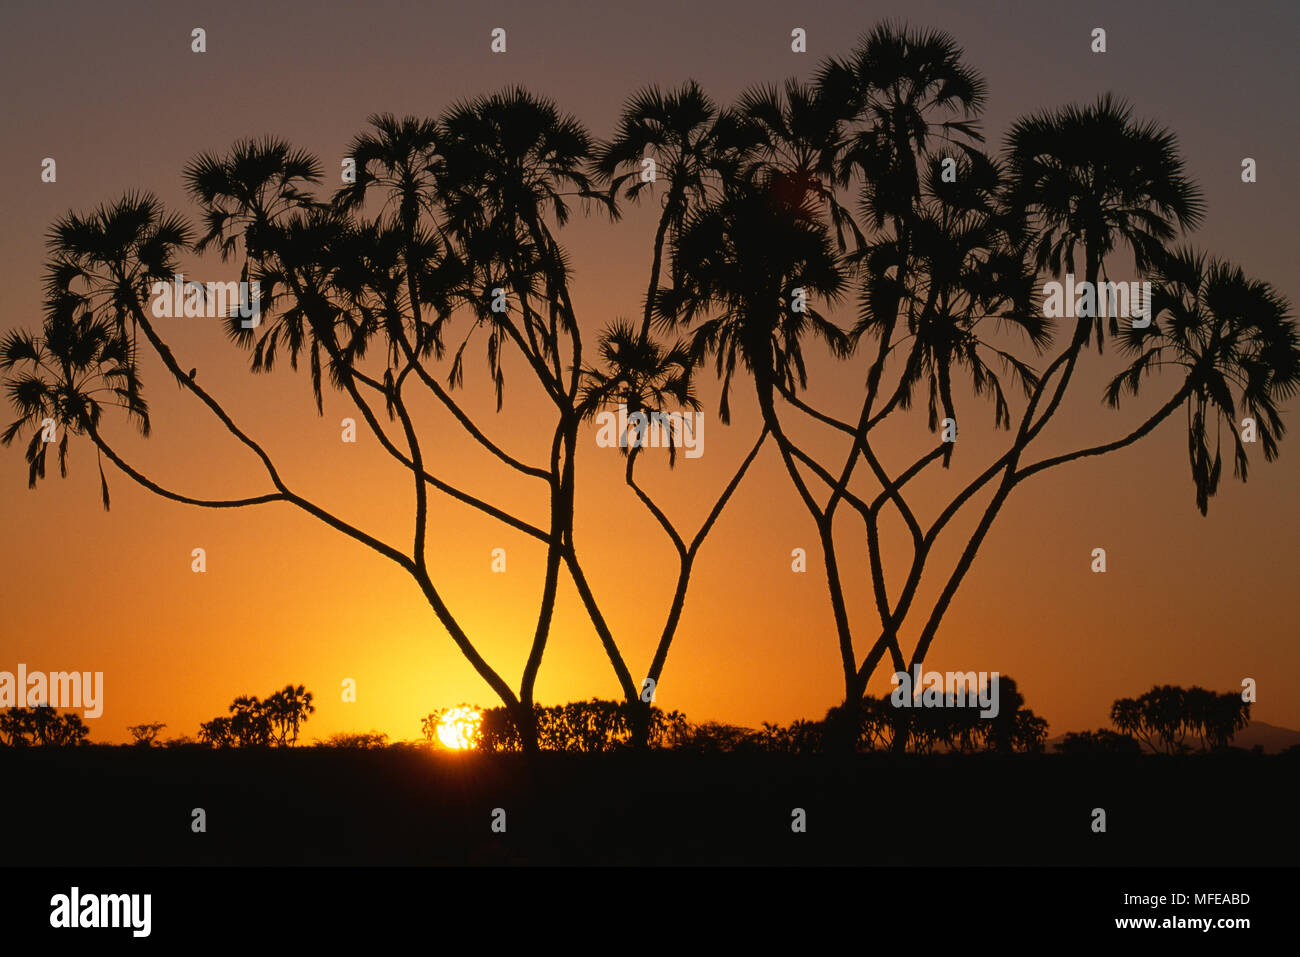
403, 207, 425, 348
640, 192, 678, 339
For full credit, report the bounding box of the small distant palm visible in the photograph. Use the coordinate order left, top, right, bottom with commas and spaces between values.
265, 684, 316, 747
229, 695, 271, 747
579, 319, 699, 466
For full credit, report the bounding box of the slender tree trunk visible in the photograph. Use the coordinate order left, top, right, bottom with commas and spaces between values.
511, 701, 539, 754
627, 699, 654, 751
827, 696, 861, 755
890, 708, 910, 754
562, 545, 639, 699
904, 244, 1104, 678
641, 196, 676, 338
519, 425, 572, 737
627, 556, 693, 750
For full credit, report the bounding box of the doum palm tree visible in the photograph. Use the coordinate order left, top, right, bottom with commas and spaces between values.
265, 684, 316, 746
3, 33, 1296, 760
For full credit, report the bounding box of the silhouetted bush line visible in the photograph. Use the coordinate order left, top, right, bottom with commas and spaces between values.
423, 699, 690, 752
1054, 729, 1144, 755
404, 680, 1252, 755
0, 681, 1257, 755
0, 705, 90, 746
317, 731, 389, 749
426, 679, 1043, 754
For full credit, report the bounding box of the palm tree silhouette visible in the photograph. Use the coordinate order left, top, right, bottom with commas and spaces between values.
855, 148, 1043, 465
229, 695, 272, 747
186, 132, 564, 752
334, 114, 442, 353
594, 81, 741, 339
578, 317, 767, 746
731, 23, 996, 742
1, 194, 186, 500
821, 22, 987, 214
1081, 247, 1298, 511
10, 176, 544, 745
5, 28, 1297, 763
819, 22, 987, 323
659, 167, 850, 429
265, 684, 316, 746
580, 318, 698, 462
734, 77, 861, 253
897, 94, 1208, 692
436, 89, 625, 748
1003, 93, 1204, 351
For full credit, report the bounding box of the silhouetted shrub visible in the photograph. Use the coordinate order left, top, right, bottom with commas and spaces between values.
677, 721, 765, 754
0, 706, 90, 747
318, 732, 388, 749
127, 722, 166, 746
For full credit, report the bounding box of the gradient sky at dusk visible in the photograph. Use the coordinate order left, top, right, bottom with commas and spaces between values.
1, 0, 1297, 744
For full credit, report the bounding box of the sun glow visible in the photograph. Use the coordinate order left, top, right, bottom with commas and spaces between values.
435, 706, 483, 750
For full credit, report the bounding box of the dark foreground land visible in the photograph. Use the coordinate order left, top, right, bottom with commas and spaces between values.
5, 747, 1296, 865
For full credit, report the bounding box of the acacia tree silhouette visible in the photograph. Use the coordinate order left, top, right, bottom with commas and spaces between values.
127, 722, 166, 746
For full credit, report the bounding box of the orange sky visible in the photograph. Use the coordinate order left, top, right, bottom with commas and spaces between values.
1, 0, 1296, 744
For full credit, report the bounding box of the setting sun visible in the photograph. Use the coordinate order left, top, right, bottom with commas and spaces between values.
435, 706, 483, 750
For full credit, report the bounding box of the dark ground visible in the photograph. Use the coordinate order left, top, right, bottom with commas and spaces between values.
5, 746, 1296, 865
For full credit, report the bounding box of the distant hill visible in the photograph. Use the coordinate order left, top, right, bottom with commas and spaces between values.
1233, 721, 1300, 753
1047, 721, 1300, 754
